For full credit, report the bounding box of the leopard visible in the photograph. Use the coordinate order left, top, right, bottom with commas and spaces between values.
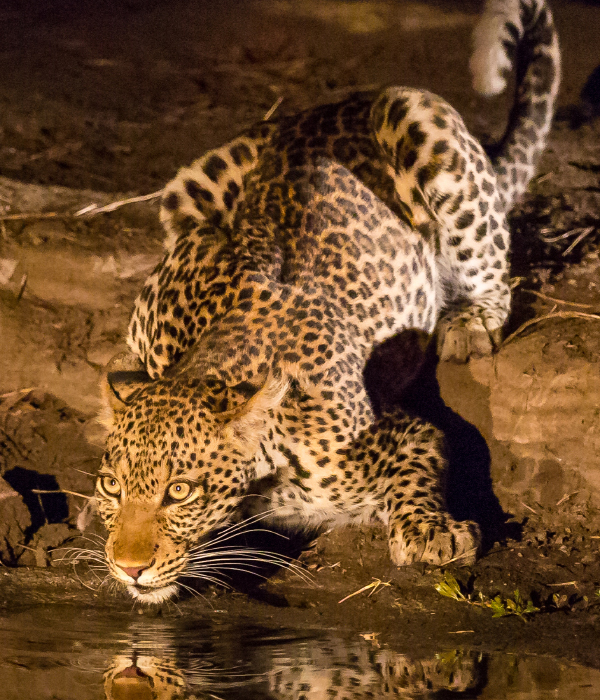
95, 0, 560, 605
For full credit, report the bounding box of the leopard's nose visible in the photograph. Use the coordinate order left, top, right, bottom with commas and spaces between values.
116, 562, 152, 581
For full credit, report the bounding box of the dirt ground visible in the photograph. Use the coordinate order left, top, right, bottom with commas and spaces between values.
1, 0, 600, 671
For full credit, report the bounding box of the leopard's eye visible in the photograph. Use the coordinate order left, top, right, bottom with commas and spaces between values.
98, 475, 121, 498
167, 482, 192, 502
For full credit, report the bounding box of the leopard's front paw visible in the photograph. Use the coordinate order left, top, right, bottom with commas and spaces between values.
389, 515, 480, 567
437, 312, 502, 363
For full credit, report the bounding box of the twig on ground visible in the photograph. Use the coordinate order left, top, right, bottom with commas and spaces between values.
0, 387, 35, 399
263, 96, 284, 121
74, 190, 163, 216
16, 273, 27, 302
0, 211, 69, 222
562, 226, 595, 256
540, 226, 590, 244
502, 310, 600, 347
520, 501, 538, 515
338, 578, 391, 604
0, 189, 164, 225
556, 492, 579, 506
525, 289, 596, 309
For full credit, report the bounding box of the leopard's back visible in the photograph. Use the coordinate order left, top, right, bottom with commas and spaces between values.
131, 156, 439, 378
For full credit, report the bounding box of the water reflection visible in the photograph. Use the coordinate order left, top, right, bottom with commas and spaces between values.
104, 635, 482, 699
1, 608, 600, 699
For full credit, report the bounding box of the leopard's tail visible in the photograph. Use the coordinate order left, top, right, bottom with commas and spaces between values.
470, 0, 560, 209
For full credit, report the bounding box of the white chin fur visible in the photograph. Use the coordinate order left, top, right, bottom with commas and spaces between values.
127, 583, 178, 604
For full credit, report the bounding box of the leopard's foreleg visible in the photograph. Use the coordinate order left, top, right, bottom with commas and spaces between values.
363, 410, 481, 566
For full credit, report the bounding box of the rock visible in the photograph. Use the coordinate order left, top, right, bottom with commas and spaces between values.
0, 476, 31, 564
20, 220, 70, 246
0, 390, 100, 566
438, 321, 600, 526
17, 523, 73, 568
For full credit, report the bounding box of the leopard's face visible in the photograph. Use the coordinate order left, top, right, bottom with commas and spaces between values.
97, 375, 266, 604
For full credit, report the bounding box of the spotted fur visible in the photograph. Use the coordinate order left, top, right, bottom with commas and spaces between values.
96, 0, 559, 603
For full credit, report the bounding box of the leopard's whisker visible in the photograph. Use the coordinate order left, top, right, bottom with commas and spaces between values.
188, 545, 294, 561
188, 545, 312, 578
186, 549, 313, 584
57, 548, 106, 560
55, 546, 108, 566
176, 581, 214, 607
186, 566, 271, 582
182, 572, 232, 589
190, 509, 290, 553
75, 532, 107, 545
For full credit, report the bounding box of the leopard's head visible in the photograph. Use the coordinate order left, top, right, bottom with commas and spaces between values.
97, 352, 287, 603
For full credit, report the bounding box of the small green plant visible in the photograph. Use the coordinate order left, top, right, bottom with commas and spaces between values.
435, 573, 540, 620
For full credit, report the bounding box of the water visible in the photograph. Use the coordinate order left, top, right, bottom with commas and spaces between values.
1, 607, 599, 699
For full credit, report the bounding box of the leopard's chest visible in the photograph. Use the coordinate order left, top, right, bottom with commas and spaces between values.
248, 401, 382, 524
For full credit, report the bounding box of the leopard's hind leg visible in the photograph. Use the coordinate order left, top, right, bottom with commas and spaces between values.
159, 124, 276, 251
361, 410, 480, 566
371, 87, 511, 362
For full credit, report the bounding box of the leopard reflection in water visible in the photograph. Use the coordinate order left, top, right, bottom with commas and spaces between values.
103, 636, 484, 700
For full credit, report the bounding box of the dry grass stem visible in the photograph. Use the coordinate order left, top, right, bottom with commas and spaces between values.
440, 547, 479, 566
503, 310, 600, 347
0, 190, 163, 225
74, 190, 163, 216
520, 501, 538, 515
510, 276, 527, 290
562, 226, 595, 256
0, 387, 35, 399
448, 630, 475, 634
0, 211, 69, 222
338, 578, 391, 604
263, 96, 284, 121
525, 289, 596, 309
540, 226, 591, 244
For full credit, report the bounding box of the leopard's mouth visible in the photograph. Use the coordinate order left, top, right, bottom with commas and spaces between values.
115, 664, 152, 682
127, 582, 179, 604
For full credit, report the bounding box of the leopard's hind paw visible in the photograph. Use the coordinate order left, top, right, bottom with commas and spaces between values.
389, 515, 480, 567
437, 312, 502, 363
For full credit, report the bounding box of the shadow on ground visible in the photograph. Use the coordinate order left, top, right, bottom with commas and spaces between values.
364, 330, 515, 551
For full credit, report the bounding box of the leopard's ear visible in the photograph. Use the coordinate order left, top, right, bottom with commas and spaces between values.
220, 372, 289, 450
99, 352, 151, 428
